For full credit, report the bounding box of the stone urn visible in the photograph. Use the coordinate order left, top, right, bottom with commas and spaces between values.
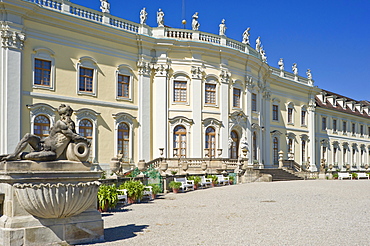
110, 157, 121, 173
201, 162, 207, 171
138, 160, 146, 172
182, 163, 188, 172
160, 162, 168, 172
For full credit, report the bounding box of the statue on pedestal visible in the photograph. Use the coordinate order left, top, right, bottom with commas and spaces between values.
292, 63, 298, 75
0, 104, 90, 162
219, 19, 226, 36
278, 58, 284, 71
157, 8, 165, 27
140, 7, 148, 25
100, 0, 110, 14
192, 12, 200, 31
255, 36, 261, 52
242, 27, 250, 44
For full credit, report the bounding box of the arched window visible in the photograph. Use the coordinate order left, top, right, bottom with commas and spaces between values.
333, 147, 337, 164
253, 132, 257, 161
34, 115, 50, 138
273, 137, 279, 165
118, 122, 129, 158
230, 130, 239, 159
205, 127, 216, 157
174, 125, 187, 158
301, 140, 306, 163
288, 139, 293, 153
79, 119, 93, 140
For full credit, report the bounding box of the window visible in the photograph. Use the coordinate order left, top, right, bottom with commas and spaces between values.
301, 110, 306, 125
322, 117, 327, 130
333, 119, 337, 132
343, 121, 347, 133
79, 119, 93, 140
233, 88, 241, 108
252, 93, 257, 111
174, 125, 187, 158
79, 67, 94, 92
205, 127, 216, 157
288, 108, 293, 123
34, 115, 50, 139
343, 148, 347, 164
230, 130, 239, 159
333, 147, 337, 164
118, 122, 129, 158
117, 74, 130, 98
301, 140, 306, 162
360, 125, 364, 136
273, 137, 279, 165
174, 81, 187, 102
352, 123, 356, 135
368, 127, 370, 137
34, 59, 51, 87
252, 132, 257, 161
272, 105, 279, 121
322, 146, 327, 160
205, 83, 216, 105
288, 139, 293, 153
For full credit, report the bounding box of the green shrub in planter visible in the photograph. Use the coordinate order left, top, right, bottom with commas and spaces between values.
351, 173, 358, 179
332, 173, 339, 179
119, 180, 145, 201
169, 181, 182, 190
206, 175, 218, 183
147, 183, 162, 195
97, 184, 118, 211
188, 176, 201, 186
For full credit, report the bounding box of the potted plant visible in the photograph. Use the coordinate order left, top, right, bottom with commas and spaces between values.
332, 172, 339, 179
119, 180, 145, 204
147, 183, 162, 199
228, 175, 235, 185
169, 181, 181, 193
171, 170, 178, 176
188, 176, 201, 189
97, 184, 118, 212
207, 175, 218, 187
351, 173, 358, 179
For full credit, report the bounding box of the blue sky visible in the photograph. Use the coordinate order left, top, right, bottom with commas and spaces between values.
72, 0, 370, 101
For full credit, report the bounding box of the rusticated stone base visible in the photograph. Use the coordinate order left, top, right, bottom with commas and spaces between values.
0, 160, 104, 245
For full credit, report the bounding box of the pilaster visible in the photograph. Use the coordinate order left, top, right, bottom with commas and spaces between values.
152, 62, 170, 158
0, 23, 25, 154
263, 90, 271, 167
308, 97, 317, 171
137, 58, 152, 161
219, 69, 230, 158
191, 66, 204, 157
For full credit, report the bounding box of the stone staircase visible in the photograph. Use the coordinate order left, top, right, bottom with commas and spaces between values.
258, 168, 304, 181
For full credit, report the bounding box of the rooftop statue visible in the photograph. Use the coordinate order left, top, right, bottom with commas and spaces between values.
157, 8, 165, 27
0, 104, 90, 162
140, 7, 148, 25
292, 63, 298, 75
192, 12, 200, 31
255, 36, 261, 52
306, 69, 312, 80
100, 0, 110, 14
260, 46, 267, 63
219, 19, 227, 36
242, 27, 250, 45
278, 58, 284, 71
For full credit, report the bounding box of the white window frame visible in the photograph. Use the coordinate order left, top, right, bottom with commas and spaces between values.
169, 116, 194, 158
76, 56, 98, 96
75, 108, 100, 163
202, 118, 223, 157
27, 103, 57, 135
204, 76, 219, 107
300, 105, 307, 127
113, 112, 136, 161
171, 73, 190, 105
116, 65, 135, 102
287, 102, 294, 125
32, 47, 55, 91
232, 81, 243, 110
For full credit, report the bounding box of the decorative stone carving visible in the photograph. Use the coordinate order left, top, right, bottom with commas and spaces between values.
220, 69, 231, 83
137, 59, 152, 76
157, 9, 165, 27
191, 66, 203, 79
192, 12, 200, 31
153, 63, 170, 76
229, 110, 248, 126
14, 181, 100, 218
140, 7, 148, 25
306, 69, 313, 85
278, 58, 284, 71
260, 46, 267, 63
100, 0, 110, 14
242, 27, 250, 45
245, 75, 253, 87
292, 63, 298, 75
0, 104, 90, 162
263, 90, 271, 100
1, 29, 26, 50
219, 19, 226, 36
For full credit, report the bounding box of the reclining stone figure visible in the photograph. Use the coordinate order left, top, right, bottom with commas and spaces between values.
0, 104, 90, 162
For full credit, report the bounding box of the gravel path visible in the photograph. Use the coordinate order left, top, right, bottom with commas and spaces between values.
82, 180, 370, 246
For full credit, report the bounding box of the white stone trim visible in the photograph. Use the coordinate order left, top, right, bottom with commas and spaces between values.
76, 56, 98, 96
27, 103, 57, 135
170, 73, 191, 105
32, 47, 55, 91
116, 64, 136, 102
169, 116, 194, 158
112, 112, 136, 160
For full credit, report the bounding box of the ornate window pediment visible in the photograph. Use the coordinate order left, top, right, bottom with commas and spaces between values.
169, 116, 194, 126
286, 132, 296, 139
270, 130, 282, 137
203, 118, 223, 128
300, 134, 309, 141
229, 110, 248, 125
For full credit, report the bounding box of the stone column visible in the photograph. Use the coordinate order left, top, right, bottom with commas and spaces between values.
219, 69, 230, 158
152, 62, 170, 158
191, 66, 203, 157
263, 90, 271, 167
137, 59, 152, 161
308, 98, 317, 171
245, 78, 253, 164
0, 26, 25, 154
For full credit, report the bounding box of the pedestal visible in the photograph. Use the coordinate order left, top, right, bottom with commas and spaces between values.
0, 160, 103, 245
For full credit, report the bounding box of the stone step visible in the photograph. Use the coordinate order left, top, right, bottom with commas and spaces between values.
258, 168, 304, 181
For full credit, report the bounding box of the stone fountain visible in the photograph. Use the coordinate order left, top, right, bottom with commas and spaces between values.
0, 104, 103, 245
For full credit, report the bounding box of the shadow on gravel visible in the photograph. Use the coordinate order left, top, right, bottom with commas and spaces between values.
104, 224, 149, 242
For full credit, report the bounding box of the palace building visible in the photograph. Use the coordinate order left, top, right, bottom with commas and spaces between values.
2, 0, 370, 173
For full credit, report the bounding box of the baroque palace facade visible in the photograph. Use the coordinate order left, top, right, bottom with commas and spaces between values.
2, 0, 370, 172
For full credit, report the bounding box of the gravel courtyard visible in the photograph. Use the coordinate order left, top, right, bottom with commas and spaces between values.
85, 180, 370, 246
